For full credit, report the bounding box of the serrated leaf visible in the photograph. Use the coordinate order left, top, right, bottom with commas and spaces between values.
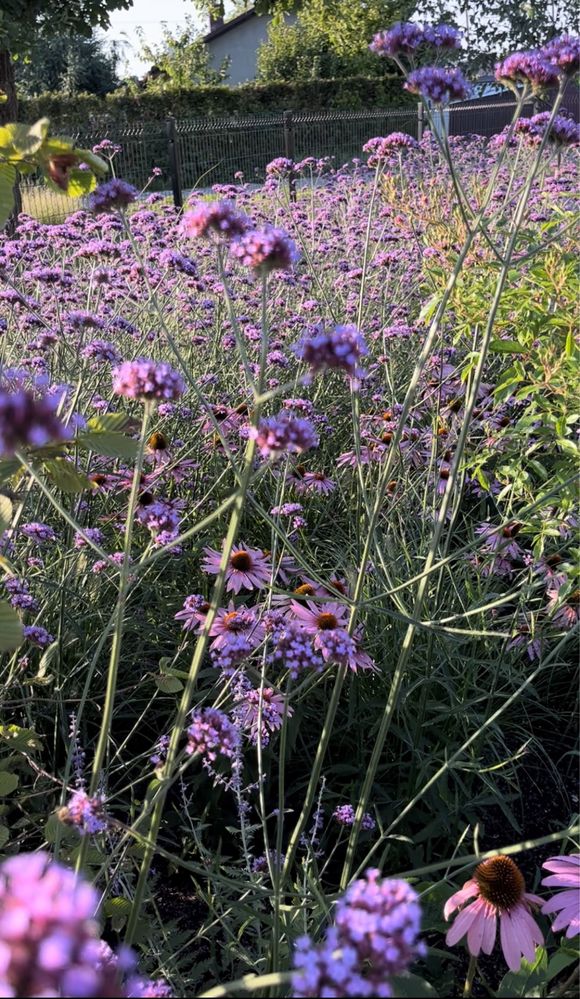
0, 601, 23, 651
0, 724, 42, 751
0, 162, 17, 229
0, 824, 8, 849
154, 674, 184, 694
76, 148, 108, 177
0, 458, 21, 482
65, 167, 97, 198
77, 431, 138, 460
42, 459, 91, 493
87, 413, 133, 433
0, 772, 19, 795
0, 495, 12, 532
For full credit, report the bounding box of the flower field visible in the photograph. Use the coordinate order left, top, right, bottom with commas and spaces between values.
0, 23, 578, 999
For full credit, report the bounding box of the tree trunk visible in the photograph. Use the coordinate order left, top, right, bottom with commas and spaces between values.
0, 48, 22, 231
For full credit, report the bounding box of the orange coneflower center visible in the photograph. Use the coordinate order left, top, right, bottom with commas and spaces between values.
230, 551, 253, 571
328, 579, 347, 595
502, 522, 522, 539
222, 611, 244, 631
316, 612, 339, 630
569, 589, 580, 606
294, 583, 316, 597
474, 855, 525, 910
148, 431, 169, 451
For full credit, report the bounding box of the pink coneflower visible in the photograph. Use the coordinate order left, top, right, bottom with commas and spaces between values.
541, 854, 580, 938
209, 603, 265, 651
546, 585, 580, 629
301, 471, 336, 495
202, 543, 272, 594
290, 599, 349, 634
445, 855, 543, 972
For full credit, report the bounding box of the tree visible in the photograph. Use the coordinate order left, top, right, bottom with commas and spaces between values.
0, 1, 132, 122
15, 33, 120, 97
412, 0, 578, 73
256, 0, 415, 81
137, 17, 230, 89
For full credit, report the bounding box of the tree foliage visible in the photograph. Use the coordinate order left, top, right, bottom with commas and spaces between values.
15, 34, 120, 97
412, 0, 578, 72
135, 17, 230, 90
257, 0, 414, 80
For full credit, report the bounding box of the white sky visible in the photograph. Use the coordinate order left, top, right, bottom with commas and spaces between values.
104, 0, 204, 77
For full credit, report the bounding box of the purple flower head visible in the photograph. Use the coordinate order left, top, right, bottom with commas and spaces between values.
296, 324, 368, 381
405, 66, 470, 103
81, 339, 122, 366
0, 384, 70, 456
23, 624, 53, 648
266, 157, 294, 177
92, 139, 122, 157
370, 22, 424, 58
334, 870, 424, 975
333, 804, 376, 830
540, 34, 580, 76
4, 576, 38, 611
62, 789, 108, 835
363, 133, 419, 165
112, 359, 185, 403
530, 111, 580, 146
88, 178, 138, 213
315, 627, 357, 666
0, 851, 125, 997
269, 619, 324, 679
186, 707, 240, 761
423, 23, 462, 49
74, 527, 104, 549
495, 51, 560, 91
20, 521, 56, 543
250, 412, 318, 460
181, 200, 251, 240
230, 227, 299, 274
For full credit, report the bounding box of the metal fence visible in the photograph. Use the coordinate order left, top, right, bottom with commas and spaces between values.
20, 99, 549, 223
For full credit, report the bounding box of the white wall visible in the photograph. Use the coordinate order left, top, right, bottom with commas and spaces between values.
206, 14, 273, 86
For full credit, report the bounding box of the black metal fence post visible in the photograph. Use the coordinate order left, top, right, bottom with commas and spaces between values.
283, 109, 296, 203
166, 115, 183, 209
417, 102, 424, 142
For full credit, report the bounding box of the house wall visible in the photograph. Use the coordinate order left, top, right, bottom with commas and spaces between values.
206, 14, 272, 85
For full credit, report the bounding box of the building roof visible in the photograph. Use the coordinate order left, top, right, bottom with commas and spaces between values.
203, 9, 257, 43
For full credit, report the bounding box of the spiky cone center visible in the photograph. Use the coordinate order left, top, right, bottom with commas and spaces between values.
148, 431, 169, 451
474, 855, 525, 910
316, 612, 339, 630
230, 551, 253, 571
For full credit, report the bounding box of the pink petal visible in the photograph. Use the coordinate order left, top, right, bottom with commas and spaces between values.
543, 889, 580, 915
542, 856, 580, 876
565, 913, 580, 938
481, 903, 497, 955
523, 892, 543, 906
515, 903, 543, 955
542, 872, 580, 888
443, 880, 479, 920
500, 910, 523, 972
446, 899, 483, 946
467, 905, 489, 956
552, 902, 580, 934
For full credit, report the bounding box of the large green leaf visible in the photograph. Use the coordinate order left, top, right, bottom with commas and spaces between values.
42, 459, 91, 493
0, 495, 12, 533
391, 974, 438, 997
9, 119, 49, 156
0, 772, 19, 795
0, 601, 23, 652
87, 413, 134, 434
77, 431, 138, 461
0, 163, 17, 229
0, 725, 42, 751
497, 947, 548, 997
65, 167, 97, 198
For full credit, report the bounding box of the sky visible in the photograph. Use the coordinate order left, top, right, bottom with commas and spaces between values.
104, 0, 205, 78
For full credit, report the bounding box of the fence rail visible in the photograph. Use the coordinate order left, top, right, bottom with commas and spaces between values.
20, 99, 555, 223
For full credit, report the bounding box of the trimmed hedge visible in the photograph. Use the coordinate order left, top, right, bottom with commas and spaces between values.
19, 75, 413, 129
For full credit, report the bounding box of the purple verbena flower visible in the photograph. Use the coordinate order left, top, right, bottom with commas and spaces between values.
405, 66, 470, 103
186, 707, 240, 761
112, 359, 185, 403
0, 385, 69, 455
181, 200, 251, 240
250, 412, 318, 460
369, 22, 424, 58
62, 789, 108, 835
296, 324, 368, 381
230, 227, 299, 274
88, 178, 138, 213
495, 51, 560, 91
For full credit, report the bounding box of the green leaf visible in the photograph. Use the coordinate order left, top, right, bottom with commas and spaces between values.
0, 458, 21, 483
391, 974, 438, 997
0, 495, 12, 533
0, 824, 9, 849
0, 772, 19, 795
87, 413, 134, 434
547, 948, 579, 982
104, 897, 132, 929
0, 162, 17, 229
75, 148, 108, 177
0, 725, 41, 751
497, 946, 548, 997
490, 340, 524, 353
9, 119, 49, 156
154, 674, 184, 694
0, 601, 23, 651
63, 167, 96, 198
42, 459, 91, 493
77, 431, 138, 461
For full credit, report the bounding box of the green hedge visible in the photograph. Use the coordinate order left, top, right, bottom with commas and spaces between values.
19, 75, 412, 129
